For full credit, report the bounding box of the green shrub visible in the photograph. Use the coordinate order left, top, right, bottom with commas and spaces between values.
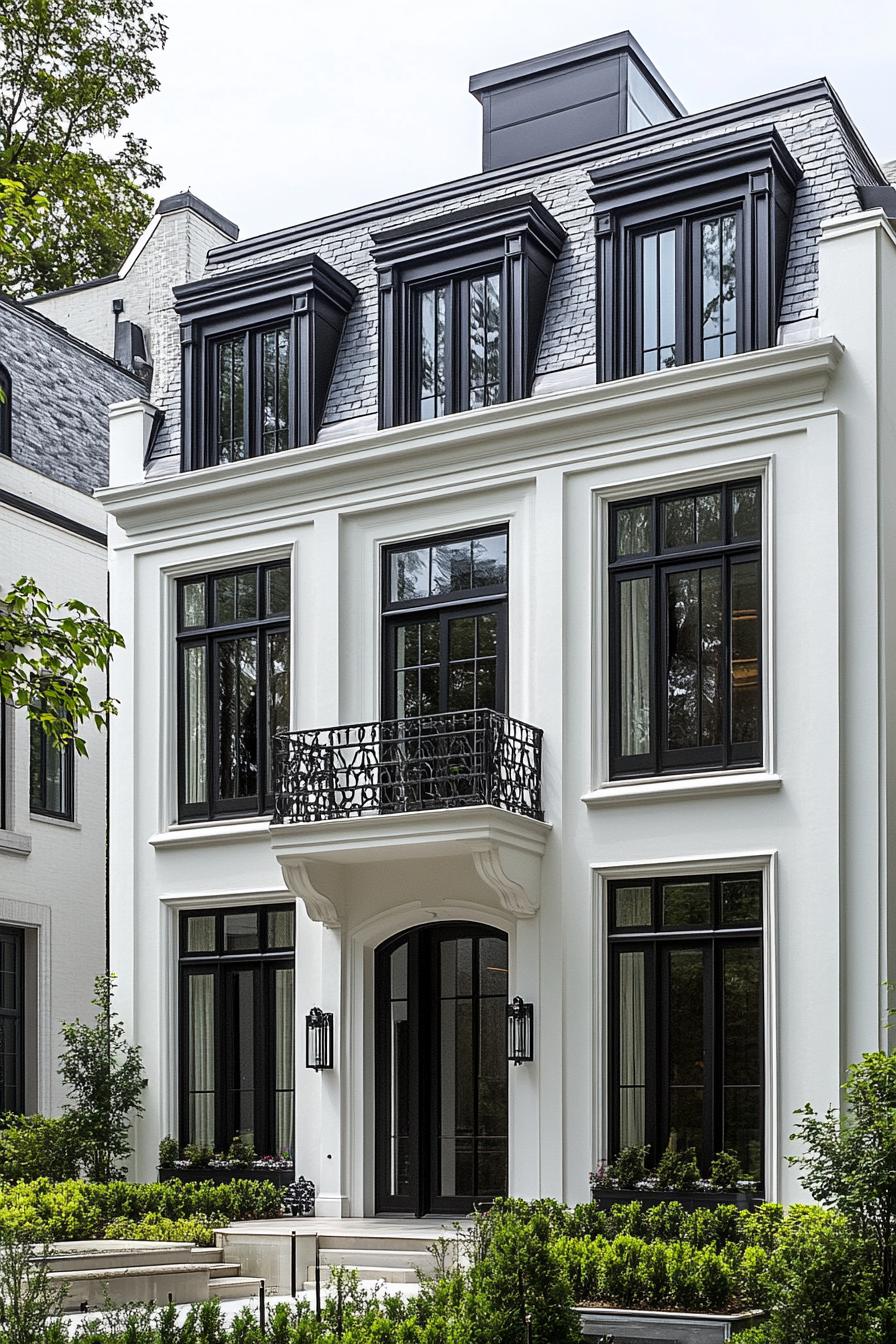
654, 1144, 701, 1190
158, 1136, 180, 1167
758, 1205, 875, 1344
710, 1151, 746, 1189
605, 1144, 649, 1187
0, 1113, 81, 1183
104, 1212, 216, 1246
465, 1206, 581, 1344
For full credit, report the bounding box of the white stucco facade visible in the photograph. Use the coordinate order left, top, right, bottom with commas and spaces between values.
97, 207, 896, 1209
0, 458, 109, 1112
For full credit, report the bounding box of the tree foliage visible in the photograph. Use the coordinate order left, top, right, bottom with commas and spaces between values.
0, 575, 124, 753
0, 0, 168, 296
790, 1050, 896, 1301
58, 973, 147, 1183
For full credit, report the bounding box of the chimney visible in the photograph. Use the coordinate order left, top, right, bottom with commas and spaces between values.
469, 32, 685, 173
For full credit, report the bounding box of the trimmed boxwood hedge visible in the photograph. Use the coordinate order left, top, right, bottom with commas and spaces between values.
0, 1177, 281, 1242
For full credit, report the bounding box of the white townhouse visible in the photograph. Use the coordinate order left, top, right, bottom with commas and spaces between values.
0, 297, 142, 1112
32, 32, 896, 1214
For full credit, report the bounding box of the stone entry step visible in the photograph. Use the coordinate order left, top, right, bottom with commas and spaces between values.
43, 1241, 262, 1311
210, 1276, 264, 1300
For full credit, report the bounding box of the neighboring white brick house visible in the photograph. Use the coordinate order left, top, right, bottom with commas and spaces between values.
32, 34, 896, 1211
0, 300, 142, 1112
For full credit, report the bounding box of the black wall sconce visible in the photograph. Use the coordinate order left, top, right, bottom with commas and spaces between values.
506, 996, 534, 1064
305, 1007, 334, 1070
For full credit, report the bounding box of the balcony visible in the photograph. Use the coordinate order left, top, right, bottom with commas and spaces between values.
274, 709, 542, 824
269, 709, 550, 926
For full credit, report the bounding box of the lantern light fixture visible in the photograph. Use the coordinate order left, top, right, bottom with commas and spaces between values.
305, 1007, 334, 1070
506, 995, 534, 1065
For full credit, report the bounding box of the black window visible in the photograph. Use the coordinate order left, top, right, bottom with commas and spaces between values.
0, 700, 7, 831
372, 195, 565, 430
414, 270, 503, 420
175, 256, 357, 472
632, 211, 738, 373
382, 528, 508, 720
608, 872, 763, 1182
608, 479, 761, 778
0, 362, 10, 457
179, 904, 295, 1158
176, 562, 290, 822
29, 704, 74, 820
590, 127, 802, 383
0, 926, 24, 1114
211, 323, 289, 463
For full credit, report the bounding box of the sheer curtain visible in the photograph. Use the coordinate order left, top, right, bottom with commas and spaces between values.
618, 950, 645, 1148
183, 646, 207, 805
274, 967, 295, 1157
188, 973, 215, 1147
620, 578, 650, 756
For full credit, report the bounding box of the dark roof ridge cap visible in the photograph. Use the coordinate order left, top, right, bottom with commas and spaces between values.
206, 77, 845, 268
155, 191, 239, 240
369, 191, 564, 247
22, 272, 118, 304
0, 291, 146, 385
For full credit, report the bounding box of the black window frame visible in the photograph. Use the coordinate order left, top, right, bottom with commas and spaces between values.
176, 561, 290, 823
589, 127, 802, 383
175, 256, 357, 472
0, 925, 25, 1114
0, 362, 11, 457
29, 703, 74, 821
608, 478, 762, 779
178, 903, 296, 1158
381, 525, 509, 721
608, 872, 764, 1185
408, 267, 504, 421
372, 195, 565, 430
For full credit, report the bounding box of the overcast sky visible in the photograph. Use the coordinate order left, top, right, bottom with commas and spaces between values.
133, 0, 896, 244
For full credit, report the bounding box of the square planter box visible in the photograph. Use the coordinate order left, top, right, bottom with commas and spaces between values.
158, 1164, 295, 1190
576, 1306, 765, 1340
590, 1188, 763, 1213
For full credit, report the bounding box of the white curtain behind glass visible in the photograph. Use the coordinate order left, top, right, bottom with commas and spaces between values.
618, 950, 645, 1148
188, 973, 215, 1147
183, 646, 207, 804
620, 578, 650, 756
274, 967, 295, 1157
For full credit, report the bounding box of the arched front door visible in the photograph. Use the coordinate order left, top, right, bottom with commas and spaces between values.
375, 922, 509, 1215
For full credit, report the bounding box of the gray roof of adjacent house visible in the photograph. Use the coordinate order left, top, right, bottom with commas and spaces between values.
0, 295, 144, 494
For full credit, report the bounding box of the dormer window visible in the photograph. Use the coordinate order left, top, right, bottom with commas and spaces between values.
372, 194, 565, 430
589, 127, 801, 383
0, 362, 10, 457
175, 256, 357, 472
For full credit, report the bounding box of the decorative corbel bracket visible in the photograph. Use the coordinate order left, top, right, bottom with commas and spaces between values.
472, 842, 541, 918
278, 858, 342, 929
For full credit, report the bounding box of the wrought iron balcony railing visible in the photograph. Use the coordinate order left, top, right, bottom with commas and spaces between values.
273, 708, 543, 824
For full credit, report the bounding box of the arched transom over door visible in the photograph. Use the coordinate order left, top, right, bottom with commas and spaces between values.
375, 922, 509, 1216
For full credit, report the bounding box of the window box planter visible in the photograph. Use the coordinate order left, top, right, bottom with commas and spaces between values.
575, 1306, 765, 1340
590, 1187, 763, 1213
158, 1163, 295, 1190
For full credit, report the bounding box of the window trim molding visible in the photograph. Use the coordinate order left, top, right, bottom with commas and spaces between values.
588, 126, 802, 383
371, 194, 566, 429
591, 851, 779, 1202
175, 255, 357, 471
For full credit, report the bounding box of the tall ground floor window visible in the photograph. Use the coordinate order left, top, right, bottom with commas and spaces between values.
608, 871, 763, 1183
179, 904, 295, 1159
0, 926, 24, 1113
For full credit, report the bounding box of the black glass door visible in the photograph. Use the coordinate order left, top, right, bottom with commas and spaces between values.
375, 923, 509, 1215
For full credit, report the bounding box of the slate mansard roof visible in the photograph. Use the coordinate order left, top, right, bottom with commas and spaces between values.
151, 75, 886, 467
0, 295, 144, 495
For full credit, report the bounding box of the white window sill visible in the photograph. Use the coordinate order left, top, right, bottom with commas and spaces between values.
149, 817, 273, 848
0, 829, 32, 856
582, 771, 782, 807
29, 813, 80, 830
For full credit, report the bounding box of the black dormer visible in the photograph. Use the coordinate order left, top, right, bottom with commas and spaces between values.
371, 194, 566, 430
175, 256, 357, 472
588, 126, 803, 383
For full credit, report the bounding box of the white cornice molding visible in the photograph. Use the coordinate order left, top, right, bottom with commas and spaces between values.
98, 339, 843, 537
